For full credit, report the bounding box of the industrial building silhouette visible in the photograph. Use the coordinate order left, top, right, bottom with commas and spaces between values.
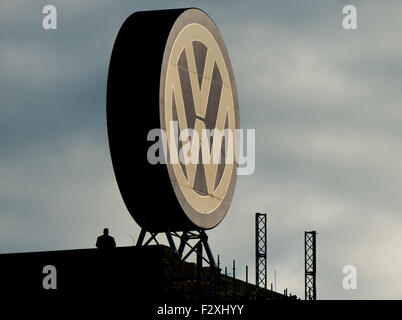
0, 244, 295, 300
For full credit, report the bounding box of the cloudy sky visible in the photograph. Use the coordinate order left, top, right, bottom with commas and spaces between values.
1, 0, 402, 299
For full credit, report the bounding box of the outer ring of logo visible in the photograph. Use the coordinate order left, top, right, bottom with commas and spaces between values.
107, 8, 239, 232
160, 9, 239, 229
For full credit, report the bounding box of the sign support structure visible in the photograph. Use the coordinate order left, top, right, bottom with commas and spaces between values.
136, 228, 216, 267
255, 213, 267, 288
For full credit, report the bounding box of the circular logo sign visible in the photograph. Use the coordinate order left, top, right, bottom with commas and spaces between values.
107, 8, 239, 231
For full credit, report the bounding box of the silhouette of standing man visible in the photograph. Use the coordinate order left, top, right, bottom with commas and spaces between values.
96, 228, 116, 249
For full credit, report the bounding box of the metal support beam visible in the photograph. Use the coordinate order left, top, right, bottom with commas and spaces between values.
136, 229, 146, 246
255, 213, 267, 288
136, 228, 216, 267
200, 230, 216, 267
305, 231, 317, 300
165, 228, 177, 254
178, 232, 189, 256
144, 232, 159, 246
196, 242, 203, 267
182, 239, 202, 261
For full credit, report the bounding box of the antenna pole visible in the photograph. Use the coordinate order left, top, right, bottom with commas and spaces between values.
305, 231, 317, 300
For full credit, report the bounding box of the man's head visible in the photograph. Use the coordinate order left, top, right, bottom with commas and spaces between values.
103, 228, 109, 235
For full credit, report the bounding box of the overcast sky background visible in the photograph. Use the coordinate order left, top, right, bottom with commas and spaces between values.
1, 0, 402, 299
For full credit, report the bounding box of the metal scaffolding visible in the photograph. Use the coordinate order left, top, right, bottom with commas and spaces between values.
304, 231, 317, 300
136, 228, 216, 267
255, 213, 267, 288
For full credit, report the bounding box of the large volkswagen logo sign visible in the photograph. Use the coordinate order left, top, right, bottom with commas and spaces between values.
107, 8, 239, 231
